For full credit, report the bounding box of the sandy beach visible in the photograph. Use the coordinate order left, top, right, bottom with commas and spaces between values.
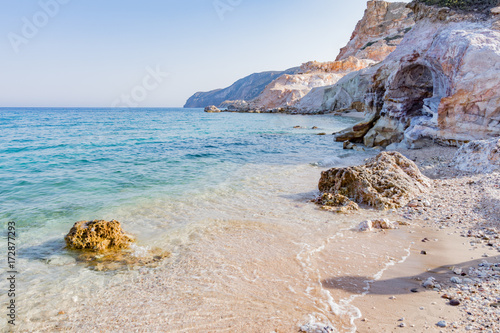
353, 146, 500, 332
23, 144, 498, 332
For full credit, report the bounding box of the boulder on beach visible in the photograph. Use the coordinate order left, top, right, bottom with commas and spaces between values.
204, 105, 221, 113
453, 138, 500, 173
65, 220, 134, 252
318, 151, 431, 210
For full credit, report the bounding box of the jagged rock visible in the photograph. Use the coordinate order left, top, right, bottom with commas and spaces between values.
323, 1, 500, 148
336, 1, 415, 62
314, 193, 359, 213
453, 138, 500, 173
186, 1, 414, 114
363, 117, 406, 147
65, 220, 134, 252
219, 100, 249, 111
204, 105, 221, 113
248, 57, 376, 112
335, 112, 380, 143
318, 152, 431, 210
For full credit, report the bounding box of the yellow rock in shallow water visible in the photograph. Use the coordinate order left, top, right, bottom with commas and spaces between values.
65, 219, 134, 252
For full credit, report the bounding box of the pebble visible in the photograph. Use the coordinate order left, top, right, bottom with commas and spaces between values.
410, 288, 419, 293
436, 320, 447, 328
450, 277, 462, 284
421, 250, 427, 255
422, 277, 436, 288
398, 323, 406, 328
449, 299, 461, 306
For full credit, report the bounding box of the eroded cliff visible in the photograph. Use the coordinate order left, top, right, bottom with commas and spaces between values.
331, 1, 500, 148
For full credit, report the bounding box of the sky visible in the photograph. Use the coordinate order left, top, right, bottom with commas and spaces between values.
0, 0, 409, 107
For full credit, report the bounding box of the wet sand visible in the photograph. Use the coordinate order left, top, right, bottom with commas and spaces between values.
24, 145, 499, 332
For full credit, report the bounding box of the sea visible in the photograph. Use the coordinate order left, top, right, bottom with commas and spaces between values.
0, 108, 412, 332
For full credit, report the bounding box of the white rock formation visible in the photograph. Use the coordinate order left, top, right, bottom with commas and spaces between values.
329, 3, 500, 148
453, 138, 500, 173
243, 1, 414, 113
249, 57, 376, 112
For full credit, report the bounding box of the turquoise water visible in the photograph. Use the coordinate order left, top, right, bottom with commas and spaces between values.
0, 107, 357, 233
1, 107, 380, 330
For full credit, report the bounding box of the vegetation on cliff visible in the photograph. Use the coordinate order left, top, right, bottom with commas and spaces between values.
415, 0, 499, 12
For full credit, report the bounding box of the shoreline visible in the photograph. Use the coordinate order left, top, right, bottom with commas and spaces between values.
351, 146, 500, 332
18, 145, 499, 332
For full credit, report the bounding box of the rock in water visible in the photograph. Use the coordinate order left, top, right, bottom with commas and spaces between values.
314, 193, 359, 213
65, 220, 134, 252
204, 105, 221, 113
318, 152, 431, 210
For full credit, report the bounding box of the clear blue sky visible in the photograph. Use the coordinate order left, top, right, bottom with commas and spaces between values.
0, 0, 409, 107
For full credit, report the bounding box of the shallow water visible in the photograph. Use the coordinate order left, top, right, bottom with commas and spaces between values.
0, 108, 411, 332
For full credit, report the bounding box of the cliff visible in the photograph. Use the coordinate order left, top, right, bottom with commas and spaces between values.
247, 57, 376, 112
330, 1, 500, 148
185, 1, 413, 111
245, 1, 414, 113
184, 68, 299, 108
336, 1, 415, 62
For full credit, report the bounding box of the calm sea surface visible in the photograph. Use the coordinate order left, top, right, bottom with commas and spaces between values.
1, 107, 383, 331
0, 107, 358, 230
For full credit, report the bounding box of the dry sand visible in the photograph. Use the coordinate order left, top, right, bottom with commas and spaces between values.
352, 146, 500, 332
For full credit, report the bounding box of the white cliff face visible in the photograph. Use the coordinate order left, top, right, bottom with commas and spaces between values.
250, 57, 376, 112
250, 73, 345, 110
244, 1, 413, 113
329, 4, 500, 148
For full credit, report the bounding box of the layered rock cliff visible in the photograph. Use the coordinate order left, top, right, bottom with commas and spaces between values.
336, 1, 415, 62
331, 1, 500, 148
184, 68, 299, 108
246, 57, 377, 112
186, 1, 413, 111
243, 1, 414, 113
187, 0, 500, 149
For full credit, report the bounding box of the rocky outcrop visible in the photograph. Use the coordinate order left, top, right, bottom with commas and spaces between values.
453, 138, 500, 173
318, 152, 431, 210
336, 1, 415, 61
247, 57, 376, 112
242, 1, 413, 113
333, 112, 380, 143
204, 105, 221, 113
184, 68, 299, 108
65, 220, 134, 252
330, 1, 500, 148
219, 100, 250, 111
185, 1, 413, 113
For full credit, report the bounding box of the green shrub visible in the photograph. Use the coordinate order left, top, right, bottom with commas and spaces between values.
415, 0, 499, 11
